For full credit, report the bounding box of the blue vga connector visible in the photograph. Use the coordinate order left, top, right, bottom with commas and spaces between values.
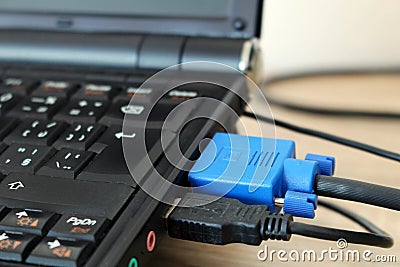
188, 132, 335, 218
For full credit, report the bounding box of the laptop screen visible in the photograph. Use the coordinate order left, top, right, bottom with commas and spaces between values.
0, 0, 262, 38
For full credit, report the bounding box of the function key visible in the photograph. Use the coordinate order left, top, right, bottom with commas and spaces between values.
0, 231, 38, 262
73, 83, 119, 101
54, 99, 109, 124
99, 99, 146, 126
0, 144, 54, 174
38, 149, 94, 179
4, 119, 66, 146
100, 99, 172, 127
48, 215, 108, 242
161, 89, 199, 104
0, 209, 58, 235
0, 78, 37, 95
161, 84, 227, 104
54, 123, 105, 151
114, 86, 161, 103
27, 238, 92, 267
100, 99, 196, 131
8, 96, 65, 120
32, 81, 78, 98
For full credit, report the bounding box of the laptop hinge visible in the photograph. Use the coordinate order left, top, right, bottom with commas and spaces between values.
138, 35, 259, 73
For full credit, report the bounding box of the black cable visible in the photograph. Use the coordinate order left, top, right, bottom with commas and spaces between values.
267, 98, 400, 119
315, 175, 400, 211
243, 111, 400, 162
318, 200, 386, 234
288, 199, 393, 248
315, 200, 393, 247
289, 222, 393, 248
166, 193, 393, 248
261, 70, 400, 119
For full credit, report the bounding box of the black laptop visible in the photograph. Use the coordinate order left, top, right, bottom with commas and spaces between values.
0, 1, 263, 266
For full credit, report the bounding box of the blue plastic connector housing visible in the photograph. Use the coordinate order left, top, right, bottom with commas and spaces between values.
305, 153, 335, 176
188, 133, 335, 218
189, 133, 295, 209
282, 159, 318, 193
283, 191, 317, 218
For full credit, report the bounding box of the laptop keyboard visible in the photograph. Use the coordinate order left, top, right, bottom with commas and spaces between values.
0, 74, 227, 266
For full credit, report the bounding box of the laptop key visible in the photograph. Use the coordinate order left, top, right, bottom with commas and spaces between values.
0, 144, 55, 175
8, 96, 65, 120
0, 209, 58, 236
0, 232, 39, 262
159, 84, 226, 104
0, 118, 18, 141
32, 81, 78, 98
26, 238, 92, 267
99, 99, 152, 126
0, 173, 134, 220
73, 83, 119, 101
113, 86, 161, 103
38, 149, 94, 179
0, 206, 8, 220
54, 123, 105, 151
0, 144, 6, 156
4, 119, 67, 146
161, 88, 200, 104
54, 99, 109, 124
79, 125, 174, 185
48, 215, 108, 242
78, 126, 135, 185
100, 99, 194, 131
0, 78, 37, 96
0, 92, 20, 116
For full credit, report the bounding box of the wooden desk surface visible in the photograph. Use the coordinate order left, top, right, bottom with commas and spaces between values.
150, 74, 400, 267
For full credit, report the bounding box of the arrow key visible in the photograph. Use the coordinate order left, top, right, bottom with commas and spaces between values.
0, 209, 58, 235
0, 231, 39, 262
27, 237, 92, 267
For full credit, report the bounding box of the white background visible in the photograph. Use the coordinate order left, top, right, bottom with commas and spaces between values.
260, 0, 400, 78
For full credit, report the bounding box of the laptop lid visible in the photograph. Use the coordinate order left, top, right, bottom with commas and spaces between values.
0, 0, 263, 39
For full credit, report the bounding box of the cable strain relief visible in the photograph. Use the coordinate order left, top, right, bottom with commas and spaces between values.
260, 212, 293, 241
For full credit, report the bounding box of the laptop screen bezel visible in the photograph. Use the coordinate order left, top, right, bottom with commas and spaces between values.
0, 0, 263, 39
